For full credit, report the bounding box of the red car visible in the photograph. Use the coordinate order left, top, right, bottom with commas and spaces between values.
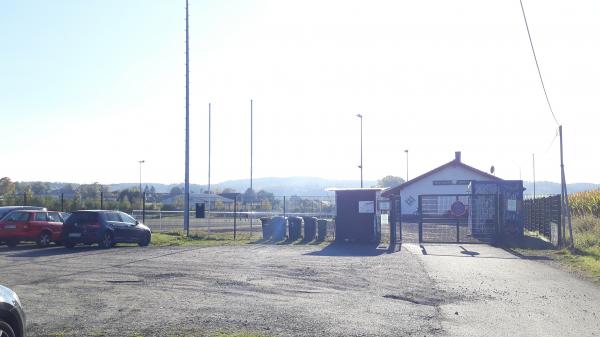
0, 210, 66, 248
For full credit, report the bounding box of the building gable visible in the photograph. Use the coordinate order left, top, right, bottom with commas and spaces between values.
382, 156, 501, 198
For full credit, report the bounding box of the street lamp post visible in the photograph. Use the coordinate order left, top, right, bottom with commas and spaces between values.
138, 160, 145, 208
356, 114, 363, 188
138, 160, 145, 195
404, 149, 408, 182
138, 160, 146, 223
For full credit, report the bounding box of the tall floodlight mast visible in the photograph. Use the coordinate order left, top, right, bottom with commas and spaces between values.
184, 0, 190, 236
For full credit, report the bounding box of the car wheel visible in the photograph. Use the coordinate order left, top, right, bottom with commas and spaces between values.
6, 239, 18, 248
65, 242, 76, 249
37, 231, 52, 248
99, 232, 113, 249
0, 320, 16, 337
138, 232, 151, 247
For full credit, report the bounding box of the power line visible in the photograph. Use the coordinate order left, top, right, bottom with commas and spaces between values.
543, 128, 559, 155
519, 0, 560, 126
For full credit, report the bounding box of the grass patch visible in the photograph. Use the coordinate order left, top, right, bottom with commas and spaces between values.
150, 230, 332, 248
512, 215, 600, 285
151, 230, 254, 247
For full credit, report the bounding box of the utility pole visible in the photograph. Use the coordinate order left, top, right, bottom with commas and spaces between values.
559, 126, 573, 247
184, 0, 190, 236
532, 154, 536, 200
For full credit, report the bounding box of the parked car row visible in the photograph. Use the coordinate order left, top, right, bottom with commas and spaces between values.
0, 207, 151, 249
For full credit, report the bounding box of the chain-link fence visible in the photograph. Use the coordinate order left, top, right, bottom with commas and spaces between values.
0, 191, 337, 240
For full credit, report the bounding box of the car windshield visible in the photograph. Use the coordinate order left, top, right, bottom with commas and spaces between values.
48, 212, 62, 222
4, 211, 29, 222
0, 208, 18, 220
119, 213, 137, 224
66, 212, 99, 224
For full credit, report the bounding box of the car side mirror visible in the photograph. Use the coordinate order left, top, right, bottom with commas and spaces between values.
135, 220, 139, 225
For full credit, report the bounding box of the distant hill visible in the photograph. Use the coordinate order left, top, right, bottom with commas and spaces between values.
107, 177, 377, 196
523, 181, 600, 196
18, 178, 600, 197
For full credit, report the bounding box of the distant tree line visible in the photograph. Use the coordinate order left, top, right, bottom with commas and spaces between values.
0, 177, 333, 214
0, 175, 401, 214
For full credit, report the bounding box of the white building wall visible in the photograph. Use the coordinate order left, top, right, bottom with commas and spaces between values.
399, 165, 498, 214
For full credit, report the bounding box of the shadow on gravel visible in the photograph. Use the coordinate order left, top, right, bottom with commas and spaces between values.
250, 238, 326, 245
304, 242, 393, 256
0, 244, 41, 253
6, 245, 132, 258
498, 235, 554, 261
501, 248, 552, 261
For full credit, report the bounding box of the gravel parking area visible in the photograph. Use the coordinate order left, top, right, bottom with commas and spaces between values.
2, 242, 599, 337
1, 243, 447, 337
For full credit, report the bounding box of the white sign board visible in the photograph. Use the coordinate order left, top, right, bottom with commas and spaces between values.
507, 199, 517, 212
381, 214, 389, 225
358, 201, 375, 213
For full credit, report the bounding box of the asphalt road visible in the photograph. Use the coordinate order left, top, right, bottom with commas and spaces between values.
0, 242, 598, 337
404, 243, 600, 337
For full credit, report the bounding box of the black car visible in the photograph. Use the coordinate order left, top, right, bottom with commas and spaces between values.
0, 285, 26, 337
61, 210, 151, 249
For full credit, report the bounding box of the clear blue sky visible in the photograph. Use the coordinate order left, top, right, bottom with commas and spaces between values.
1, 0, 599, 185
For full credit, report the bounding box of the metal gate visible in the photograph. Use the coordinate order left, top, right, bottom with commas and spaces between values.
418, 194, 498, 243
389, 197, 402, 245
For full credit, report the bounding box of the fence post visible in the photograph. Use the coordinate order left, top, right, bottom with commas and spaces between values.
23, 192, 27, 205
61, 193, 64, 212
283, 196, 286, 217
233, 195, 238, 240
456, 219, 460, 243
100, 191, 104, 210
142, 192, 146, 223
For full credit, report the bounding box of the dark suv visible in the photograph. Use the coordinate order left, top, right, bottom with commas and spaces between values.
61, 210, 151, 249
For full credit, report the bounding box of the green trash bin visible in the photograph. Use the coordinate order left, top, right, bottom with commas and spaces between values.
288, 216, 303, 241
270, 216, 287, 241
317, 219, 328, 241
260, 217, 272, 240
302, 216, 317, 241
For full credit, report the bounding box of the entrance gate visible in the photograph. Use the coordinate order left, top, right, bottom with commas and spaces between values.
418, 194, 498, 243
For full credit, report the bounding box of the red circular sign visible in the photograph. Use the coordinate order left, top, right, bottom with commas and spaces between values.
451, 200, 467, 217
